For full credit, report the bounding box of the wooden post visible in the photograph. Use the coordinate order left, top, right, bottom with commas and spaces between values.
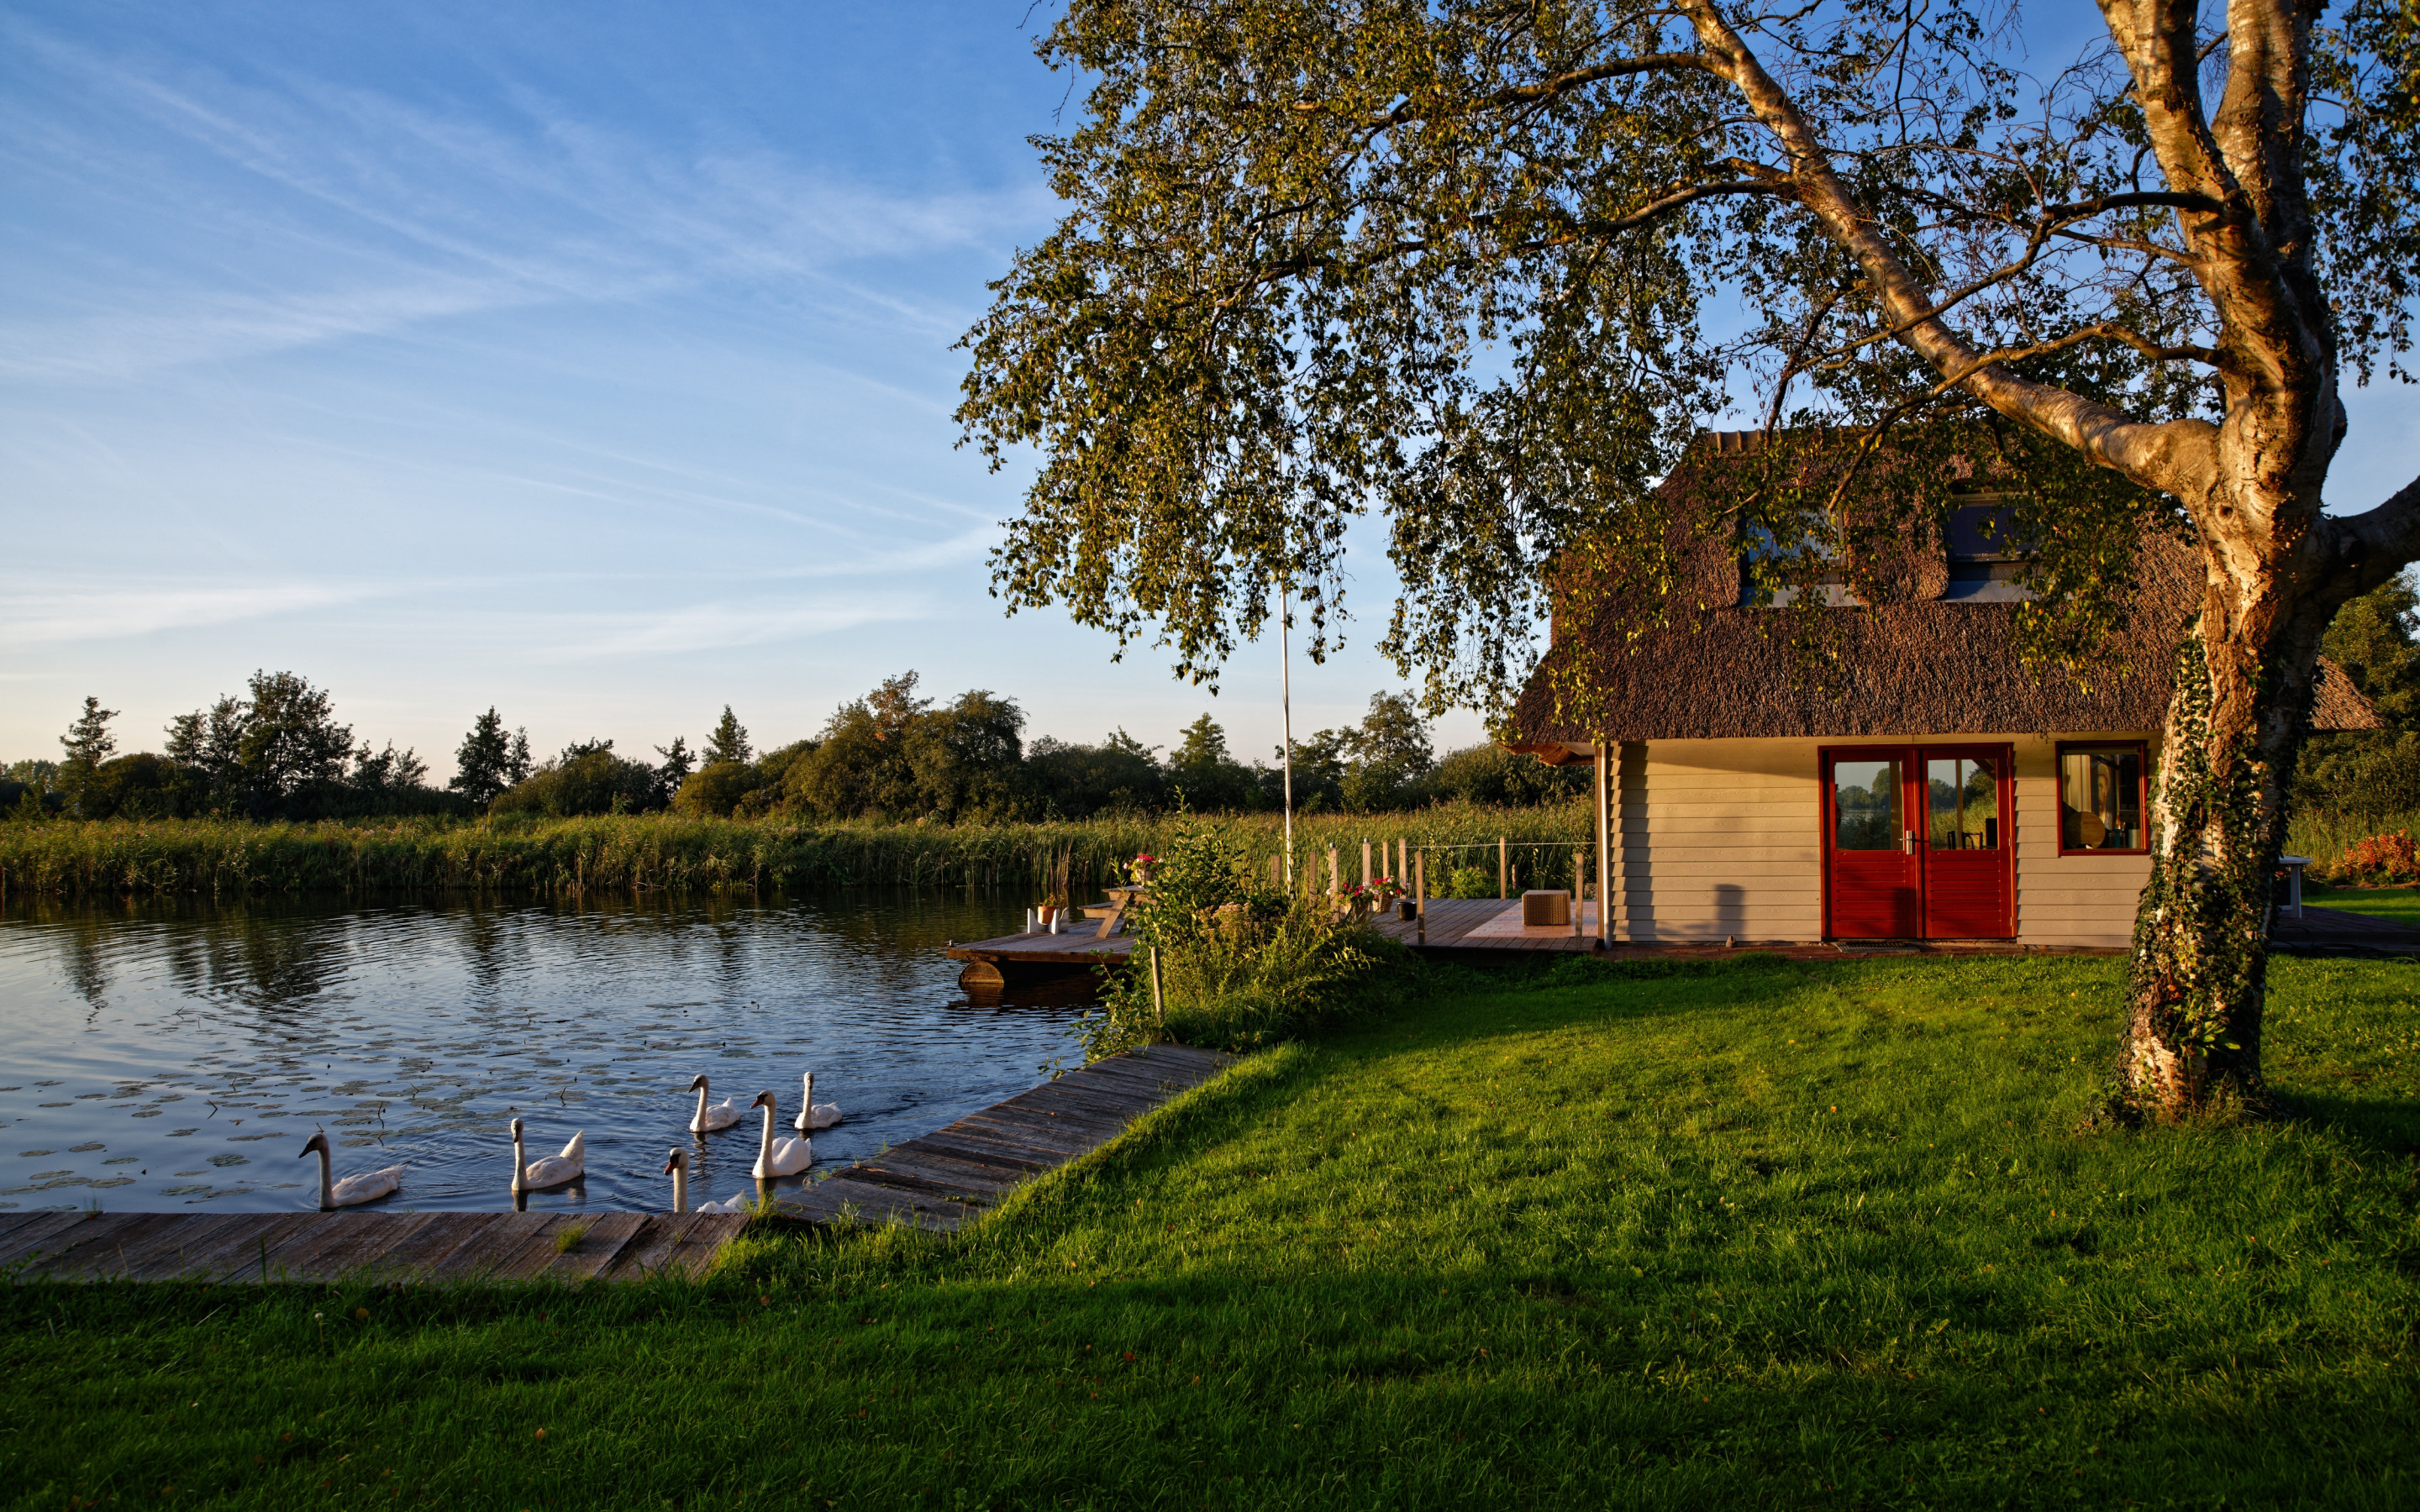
1269, 853, 1281, 888
1573, 849, 1585, 937
1415, 850, 1425, 918
1150, 945, 1165, 1026
1327, 844, 1339, 895
1361, 838, 1372, 889
1498, 836, 1507, 899
1594, 740, 1612, 948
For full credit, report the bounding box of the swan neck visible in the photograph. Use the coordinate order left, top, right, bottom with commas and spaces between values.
671, 1164, 687, 1213
317, 1142, 335, 1209
759, 1101, 776, 1164
694, 1084, 709, 1124
511, 1126, 527, 1189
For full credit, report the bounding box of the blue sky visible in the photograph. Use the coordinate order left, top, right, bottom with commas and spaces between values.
3, 3, 2415, 780
0, 0, 1489, 775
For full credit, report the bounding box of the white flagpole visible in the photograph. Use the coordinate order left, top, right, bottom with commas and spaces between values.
1280, 576, 1295, 886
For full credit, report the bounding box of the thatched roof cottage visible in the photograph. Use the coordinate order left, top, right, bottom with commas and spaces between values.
1502, 431, 2377, 948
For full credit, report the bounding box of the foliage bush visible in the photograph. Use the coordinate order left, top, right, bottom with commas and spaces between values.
2325, 829, 2420, 885
1080, 812, 1411, 1060
1444, 864, 1494, 898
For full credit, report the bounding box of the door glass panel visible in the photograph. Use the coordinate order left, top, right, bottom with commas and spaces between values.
1928, 756, 2002, 851
1833, 759, 1902, 850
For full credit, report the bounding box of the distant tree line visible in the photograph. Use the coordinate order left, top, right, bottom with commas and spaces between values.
3, 668, 1583, 825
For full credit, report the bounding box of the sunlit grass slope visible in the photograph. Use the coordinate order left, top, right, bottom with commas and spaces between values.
7, 954, 2417, 1509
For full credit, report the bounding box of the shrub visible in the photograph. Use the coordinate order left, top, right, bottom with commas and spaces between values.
1444, 864, 1494, 899
1082, 812, 1408, 1059
2328, 829, 2420, 885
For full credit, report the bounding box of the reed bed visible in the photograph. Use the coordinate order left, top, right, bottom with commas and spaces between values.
0, 803, 1594, 899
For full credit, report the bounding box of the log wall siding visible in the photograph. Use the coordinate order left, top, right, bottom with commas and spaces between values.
1611, 733, 2154, 946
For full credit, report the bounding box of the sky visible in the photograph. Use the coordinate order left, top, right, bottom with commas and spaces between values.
0, 0, 1492, 777
3, 3, 2416, 781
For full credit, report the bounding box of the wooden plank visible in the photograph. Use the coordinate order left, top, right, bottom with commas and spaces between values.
951, 1113, 1106, 1157
283, 1214, 444, 1284
784, 1176, 969, 1231
906, 1127, 1071, 1173
30, 1214, 190, 1280
849, 1152, 1018, 1202
887, 1136, 1039, 1183
419, 1214, 555, 1284
597, 1215, 698, 1281
660, 1214, 747, 1277
989, 1085, 1144, 1128
0, 1211, 91, 1267
106, 1213, 261, 1281
529, 1212, 650, 1284
484, 1215, 592, 1282
1011, 1079, 1156, 1121
964, 1101, 1130, 1145
341, 1212, 503, 1282
177, 1214, 324, 1284
13, 1213, 158, 1278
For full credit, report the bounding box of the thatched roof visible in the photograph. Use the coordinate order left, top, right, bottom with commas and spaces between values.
1505, 432, 2379, 753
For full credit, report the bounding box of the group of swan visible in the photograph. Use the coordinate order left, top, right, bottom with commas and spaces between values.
292, 1070, 842, 1212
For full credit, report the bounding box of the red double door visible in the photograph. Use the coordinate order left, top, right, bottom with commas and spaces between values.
1823, 745, 2015, 939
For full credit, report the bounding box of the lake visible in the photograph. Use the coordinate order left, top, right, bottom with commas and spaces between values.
0, 892, 1091, 1215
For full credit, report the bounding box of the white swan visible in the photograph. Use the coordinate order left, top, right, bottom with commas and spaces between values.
688, 1074, 744, 1133
662, 1147, 690, 1213
697, 1191, 752, 1215
792, 1071, 843, 1132
298, 1131, 404, 1210
750, 1091, 813, 1179
511, 1116, 585, 1192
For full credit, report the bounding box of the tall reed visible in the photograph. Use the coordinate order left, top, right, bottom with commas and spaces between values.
0, 803, 1592, 899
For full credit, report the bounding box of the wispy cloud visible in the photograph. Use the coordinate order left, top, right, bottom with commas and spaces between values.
0, 582, 370, 645
534, 596, 934, 660
0, 17, 1053, 382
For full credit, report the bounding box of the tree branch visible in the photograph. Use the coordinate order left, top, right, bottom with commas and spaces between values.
1292, 52, 1713, 129
1676, 0, 2217, 499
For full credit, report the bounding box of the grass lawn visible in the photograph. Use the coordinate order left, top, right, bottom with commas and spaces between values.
2302, 883, 2420, 928
6, 953, 2417, 1509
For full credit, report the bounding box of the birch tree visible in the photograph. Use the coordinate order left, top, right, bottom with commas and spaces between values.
958, 0, 2420, 1116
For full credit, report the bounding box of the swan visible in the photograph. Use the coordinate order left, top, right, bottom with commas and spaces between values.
298, 1131, 405, 1210
750, 1091, 813, 1179
688, 1074, 744, 1133
662, 1149, 750, 1213
511, 1116, 585, 1193
792, 1071, 843, 1132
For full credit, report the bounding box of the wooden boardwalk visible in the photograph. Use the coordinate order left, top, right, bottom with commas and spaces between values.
0, 1209, 744, 1286
768, 1042, 1234, 1232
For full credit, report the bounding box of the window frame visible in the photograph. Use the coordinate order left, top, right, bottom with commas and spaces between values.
2054, 739, 2152, 857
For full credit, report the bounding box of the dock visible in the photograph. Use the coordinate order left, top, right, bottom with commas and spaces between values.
949, 896, 2149, 969
0, 1209, 744, 1285
766, 1042, 1234, 1232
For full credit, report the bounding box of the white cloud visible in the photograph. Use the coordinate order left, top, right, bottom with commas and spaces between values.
533, 596, 935, 660
0, 582, 369, 645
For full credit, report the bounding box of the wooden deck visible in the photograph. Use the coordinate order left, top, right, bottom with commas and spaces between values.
0, 1209, 745, 1286
766, 1042, 1234, 1232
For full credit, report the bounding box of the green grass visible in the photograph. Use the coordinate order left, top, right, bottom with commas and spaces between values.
6, 953, 2417, 1509
0, 803, 1589, 899
2303, 883, 2420, 927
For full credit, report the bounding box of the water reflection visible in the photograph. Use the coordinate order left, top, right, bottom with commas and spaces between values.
0, 892, 1088, 1213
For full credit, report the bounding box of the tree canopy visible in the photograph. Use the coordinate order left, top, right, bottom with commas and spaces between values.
960, 0, 2420, 710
